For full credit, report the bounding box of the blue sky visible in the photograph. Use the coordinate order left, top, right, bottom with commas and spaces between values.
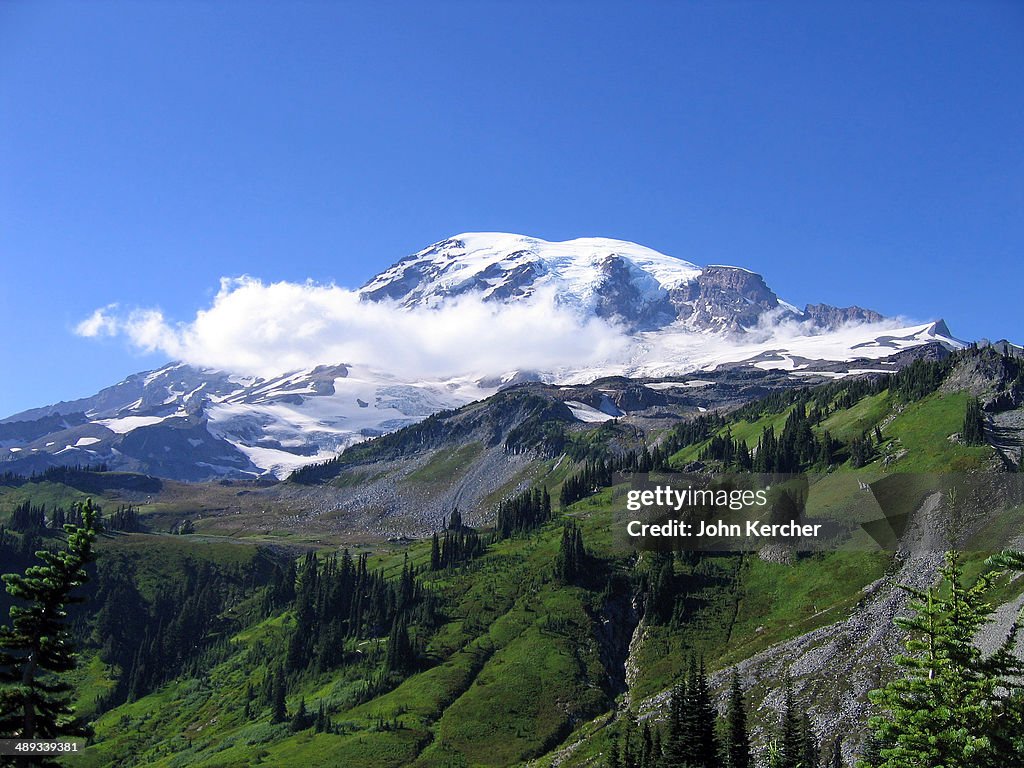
1, 1, 1022, 416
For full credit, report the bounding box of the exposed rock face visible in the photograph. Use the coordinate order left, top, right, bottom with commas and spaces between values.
592, 255, 676, 331
669, 266, 785, 331
694, 266, 779, 305
804, 303, 885, 329
875, 341, 953, 367
610, 385, 668, 412
980, 339, 1024, 358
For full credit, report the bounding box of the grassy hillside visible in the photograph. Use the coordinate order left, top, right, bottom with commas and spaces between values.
1, 347, 1021, 767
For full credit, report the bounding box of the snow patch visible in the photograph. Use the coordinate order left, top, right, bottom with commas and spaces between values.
646, 380, 714, 390
96, 415, 169, 433
566, 401, 618, 423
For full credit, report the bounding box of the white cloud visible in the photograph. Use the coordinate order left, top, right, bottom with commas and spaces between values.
75, 305, 122, 338
76, 277, 633, 378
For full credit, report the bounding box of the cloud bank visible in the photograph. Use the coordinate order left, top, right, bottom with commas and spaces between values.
76, 277, 633, 378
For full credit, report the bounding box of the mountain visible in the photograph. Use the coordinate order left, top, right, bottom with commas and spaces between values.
0, 362, 488, 481
0, 233, 965, 480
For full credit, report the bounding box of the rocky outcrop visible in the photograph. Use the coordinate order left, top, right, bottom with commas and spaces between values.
592, 255, 676, 330
803, 303, 884, 329
610, 385, 668, 412
668, 266, 784, 331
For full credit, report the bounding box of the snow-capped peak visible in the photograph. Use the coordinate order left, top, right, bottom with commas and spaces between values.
358, 233, 703, 325
444, 232, 703, 287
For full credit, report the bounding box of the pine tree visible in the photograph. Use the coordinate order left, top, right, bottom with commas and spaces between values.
862, 550, 1024, 767
0, 498, 98, 742
606, 731, 620, 768
691, 657, 719, 765
857, 721, 887, 765
962, 397, 985, 445
663, 675, 694, 764
648, 553, 676, 625
385, 615, 414, 674
270, 666, 287, 724
799, 713, 819, 768
616, 712, 640, 768
827, 737, 844, 768
725, 669, 751, 768
641, 722, 655, 768
663, 657, 718, 767
289, 697, 310, 732
446, 508, 462, 532
430, 532, 441, 571
555, 523, 586, 584
777, 675, 803, 768
849, 433, 875, 468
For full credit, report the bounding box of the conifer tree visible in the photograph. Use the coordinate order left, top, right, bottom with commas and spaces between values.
430, 532, 441, 571
289, 697, 310, 732
663, 675, 694, 763
647, 553, 676, 625
962, 397, 985, 445
555, 523, 586, 584
385, 615, 414, 674
664, 657, 718, 767
270, 665, 287, 724
617, 711, 640, 768
641, 722, 655, 768
691, 657, 719, 765
827, 737, 844, 768
0, 498, 98, 742
862, 550, 1024, 768
777, 675, 803, 768
606, 731, 620, 768
725, 669, 751, 768
799, 713, 818, 768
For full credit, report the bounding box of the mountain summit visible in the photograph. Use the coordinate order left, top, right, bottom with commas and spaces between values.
359, 233, 881, 333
